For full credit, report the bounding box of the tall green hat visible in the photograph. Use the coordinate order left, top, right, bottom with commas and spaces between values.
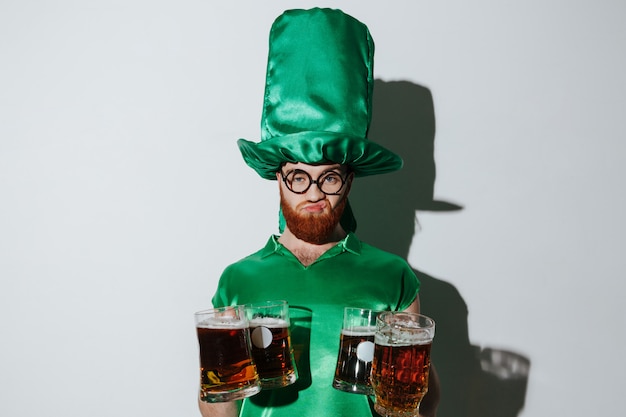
237, 8, 403, 180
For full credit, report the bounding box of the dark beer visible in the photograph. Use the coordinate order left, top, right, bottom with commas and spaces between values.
333, 326, 376, 394
249, 317, 297, 387
371, 341, 432, 417
197, 322, 260, 402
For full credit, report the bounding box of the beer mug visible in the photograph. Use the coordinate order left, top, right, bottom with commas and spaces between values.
245, 300, 298, 389
332, 307, 379, 394
371, 312, 435, 417
195, 306, 261, 402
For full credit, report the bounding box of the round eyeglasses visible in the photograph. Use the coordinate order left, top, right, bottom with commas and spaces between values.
280, 169, 348, 195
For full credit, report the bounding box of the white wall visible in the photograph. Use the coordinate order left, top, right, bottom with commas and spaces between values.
1, 1, 624, 416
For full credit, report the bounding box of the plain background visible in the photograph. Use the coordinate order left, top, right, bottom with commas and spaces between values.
1, 1, 624, 416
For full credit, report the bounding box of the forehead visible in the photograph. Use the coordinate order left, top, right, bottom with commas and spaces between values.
282, 162, 346, 173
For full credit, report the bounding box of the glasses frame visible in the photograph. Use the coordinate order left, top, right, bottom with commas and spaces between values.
280, 168, 349, 196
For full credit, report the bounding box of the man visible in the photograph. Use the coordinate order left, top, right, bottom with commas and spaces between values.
201, 8, 440, 417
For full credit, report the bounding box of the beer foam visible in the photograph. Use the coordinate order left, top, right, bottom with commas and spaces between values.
197, 317, 248, 329
249, 317, 288, 328
341, 326, 376, 337
374, 330, 432, 346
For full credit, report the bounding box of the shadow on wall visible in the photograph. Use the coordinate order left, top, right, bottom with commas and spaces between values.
350, 80, 531, 417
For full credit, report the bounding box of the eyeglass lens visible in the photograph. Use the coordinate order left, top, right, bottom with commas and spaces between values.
283, 170, 345, 195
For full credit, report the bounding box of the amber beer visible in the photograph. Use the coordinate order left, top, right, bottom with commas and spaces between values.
249, 318, 297, 385
371, 341, 432, 414
246, 300, 297, 388
195, 306, 260, 402
371, 312, 435, 417
333, 326, 376, 393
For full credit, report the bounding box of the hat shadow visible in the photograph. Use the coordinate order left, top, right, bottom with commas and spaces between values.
349, 80, 530, 417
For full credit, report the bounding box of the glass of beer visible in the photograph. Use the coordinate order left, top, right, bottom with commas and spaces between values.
371, 312, 435, 417
195, 306, 261, 402
332, 307, 379, 394
245, 300, 298, 389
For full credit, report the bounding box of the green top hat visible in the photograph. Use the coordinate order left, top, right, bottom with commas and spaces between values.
237, 8, 403, 180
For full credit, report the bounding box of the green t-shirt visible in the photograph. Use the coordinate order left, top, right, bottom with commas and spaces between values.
212, 232, 420, 417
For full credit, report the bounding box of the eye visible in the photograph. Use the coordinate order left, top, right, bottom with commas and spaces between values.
291, 171, 309, 183
322, 172, 341, 184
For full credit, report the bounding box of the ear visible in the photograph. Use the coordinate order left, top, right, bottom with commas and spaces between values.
276, 171, 283, 190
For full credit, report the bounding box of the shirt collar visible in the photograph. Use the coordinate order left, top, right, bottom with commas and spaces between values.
341, 232, 362, 255
260, 232, 362, 259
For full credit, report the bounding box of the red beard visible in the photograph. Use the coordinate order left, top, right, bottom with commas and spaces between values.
280, 189, 347, 244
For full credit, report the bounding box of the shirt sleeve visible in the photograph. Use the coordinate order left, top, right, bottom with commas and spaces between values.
395, 263, 420, 311
211, 265, 234, 308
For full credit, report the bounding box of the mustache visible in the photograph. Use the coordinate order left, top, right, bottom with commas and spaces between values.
295, 200, 329, 211
294, 192, 348, 211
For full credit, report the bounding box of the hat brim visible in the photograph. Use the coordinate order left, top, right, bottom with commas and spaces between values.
238, 131, 403, 180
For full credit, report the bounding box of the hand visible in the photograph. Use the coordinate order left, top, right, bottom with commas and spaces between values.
198, 398, 239, 417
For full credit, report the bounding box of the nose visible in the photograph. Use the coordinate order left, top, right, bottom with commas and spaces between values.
304, 181, 326, 201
